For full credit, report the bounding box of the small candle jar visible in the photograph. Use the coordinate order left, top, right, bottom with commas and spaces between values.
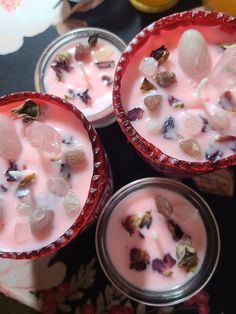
35, 27, 126, 128
96, 177, 220, 306
129, 0, 179, 14
113, 11, 236, 177
0, 92, 113, 259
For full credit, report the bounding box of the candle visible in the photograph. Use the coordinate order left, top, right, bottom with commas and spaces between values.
35, 28, 126, 128
0, 92, 113, 259
96, 178, 219, 305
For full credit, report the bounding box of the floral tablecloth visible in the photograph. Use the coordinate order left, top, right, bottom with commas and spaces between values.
0, 0, 235, 313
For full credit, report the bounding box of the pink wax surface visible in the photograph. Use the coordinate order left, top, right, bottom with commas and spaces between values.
0, 100, 93, 252
44, 38, 122, 122
121, 25, 236, 162
106, 187, 206, 291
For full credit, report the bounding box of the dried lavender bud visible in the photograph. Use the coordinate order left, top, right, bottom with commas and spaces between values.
101, 75, 113, 86
77, 89, 91, 105
155, 71, 176, 87
122, 215, 141, 236
140, 78, 156, 92
139, 210, 152, 229
11, 99, 41, 121
130, 248, 150, 271
5, 161, 18, 182
219, 90, 236, 111
205, 145, 223, 161
64, 88, 75, 100
88, 33, 99, 48
162, 116, 175, 139
180, 139, 201, 157
95, 61, 115, 69
163, 253, 176, 269
75, 43, 89, 61
127, 108, 144, 121
199, 115, 208, 132
176, 236, 198, 272
154, 195, 173, 218
0, 184, 8, 192
144, 94, 162, 111
152, 258, 172, 276
150, 45, 170, 64
167, 219, 184, 241
168, 96, 184, 109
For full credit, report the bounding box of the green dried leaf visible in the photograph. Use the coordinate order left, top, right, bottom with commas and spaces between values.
11, 99, 41, 121
176, 236, 198, 272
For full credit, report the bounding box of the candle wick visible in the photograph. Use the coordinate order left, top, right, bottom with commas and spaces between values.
78, 62, 91, 88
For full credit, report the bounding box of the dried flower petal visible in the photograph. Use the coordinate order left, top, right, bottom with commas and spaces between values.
122, 215, 141, 236
162, 116, 175, 139
127, 107, 144, 121
140, 78, 156, 92
154, 195, 173, 218
77, 89, 91, 105
152, 258, 172, 276
144, 94, 162, 111
167, 219, 184, 241
51, 52, 73, 81
0, 184, 8, 192
5, 161, 18, 182
18, 173, 36, 188
215, 135, 236, 142
155, 71, 176, 87
95, 61, 115, 69
180, 139, 201, 157
150, 45, 170, 64
11, 99, 41, 121
75, 43, 89, 61
163, 253, 176, 268
101, 75, 113, 86
168, 96, 184, 109
88, 33, 99, 48
219, 43, 236, 50
205, 145, 223, 161
219, 90, 236, 112
138, 231, 145, 239
62, 136, 73, 145
130, 248, 150, 271
199, 115, 208, 132
139, 210, 152, 229
64, 88, 75, 100
176, 236, 198, 272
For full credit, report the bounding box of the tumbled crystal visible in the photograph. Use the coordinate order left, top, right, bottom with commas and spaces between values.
48, 176, 70, 197
144, 94, 162, 111
139, 57, 158, 77
26, 121, 62, 157
16, 196, 34, 216
205, 105, 228, 130
180, 139, 201, 157
64, 190, 81, 217
145, 117, 161, 134
65, 145, 86, 168
184, 114, 202, 136
14, 221, 30, 243
30, 208, 54, 235
154, 195, 173, 218
91, 45, 113, 62
0, 114, 22, 161
155, 71, 176, 87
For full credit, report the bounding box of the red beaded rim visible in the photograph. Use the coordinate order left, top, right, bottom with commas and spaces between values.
113, 10, 236, 176
0, 92, 111, 259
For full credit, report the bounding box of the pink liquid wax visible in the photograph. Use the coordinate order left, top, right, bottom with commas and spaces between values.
43, 37, 122, 124
0, 100, 93, 252
106, 187, 206, 291
121, 25, 236, 162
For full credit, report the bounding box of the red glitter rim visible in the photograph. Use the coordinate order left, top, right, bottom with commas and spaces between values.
0, 92, 112, 259
113, 10, 236, 176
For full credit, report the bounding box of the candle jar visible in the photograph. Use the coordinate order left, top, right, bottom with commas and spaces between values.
0, 92, 113, 259
96, 177, 220, 306
35, 27, 126, 128
113, 10, 236, 177
129, 0, 179, 14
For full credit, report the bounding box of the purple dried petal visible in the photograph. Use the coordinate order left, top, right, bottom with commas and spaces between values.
95, 61, 115, 69
167, 219, 184, 241
168, 96, 184, 109
152, 258, 172, 276
219, 90, 236, 111
163, 253, 176, 268
199, 115, 208, 133
162, 116, 175, 139
101, 75, 113, 86
0, 184, 8, 192
150, 45, 170, 64
77, 89, 91, 105
51, 52, 73, 81
205, 145, 224, 161
5, 161, 18, 182
130, 248, 150, 271
127, 108, 144, 121
122, 215, 141, 236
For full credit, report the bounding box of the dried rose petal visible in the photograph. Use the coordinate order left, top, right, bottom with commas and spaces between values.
140, 78, 156, 92
163, 253, 176, 268
180, 139, 201, 157
122, 215, 141, 236
77, 89, 91, 105
130, 248, 150, 271
152, 258, 172, 276
155, 71, 176, 87
168, 96, 184, 109
0, 184, 7, 192
219, 90, 236, 111
176, 236, 198, 272
167, 219, 183, 241
127, 108, 144, 121
88, 33, 99, 48
95, 61, 115, 69
75, 43, 89, 61
139, 210, 152, 229
205, 145, 223, 161
162, 116, 175, 139
51, 52, 73, 81
144, 94, 162, 111
101, 75, 113, 86
138, 231, 145, 239
199, 115, 208, 132
154, 195, 173, 218
150, 45, 170, 64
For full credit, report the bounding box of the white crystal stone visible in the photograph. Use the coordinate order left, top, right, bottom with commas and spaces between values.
26, 121, 62, 157
178, 29, 210, 78
184, 113, 202, 136
0, 114, 22, 161
16, 196, 34, 216
145, 117, 161, 134
63, 190, 81, 217
47, 176, 70, 196
173, 204, 197, 221
14, 221, 30, 243
205, 104, 229, 130
139, 57, 158, 77
30, 208, 54, 235
65, 145, 86, 168
91, 45, 113, 62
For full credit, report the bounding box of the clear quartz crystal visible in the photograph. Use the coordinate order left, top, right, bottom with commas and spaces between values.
47, 176, 70, 196
145, 117, 161, 134
63, 190, 81, 217
205, 104, 229, 130
184, 113, 202, 136
0, 114, 22, 161
139, 57, 158, 77
65, 145, 86, 168
16, 195, 34, 216
26, 121, 62, 157
14, 221, 30, 243
30, 208, 54, 235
